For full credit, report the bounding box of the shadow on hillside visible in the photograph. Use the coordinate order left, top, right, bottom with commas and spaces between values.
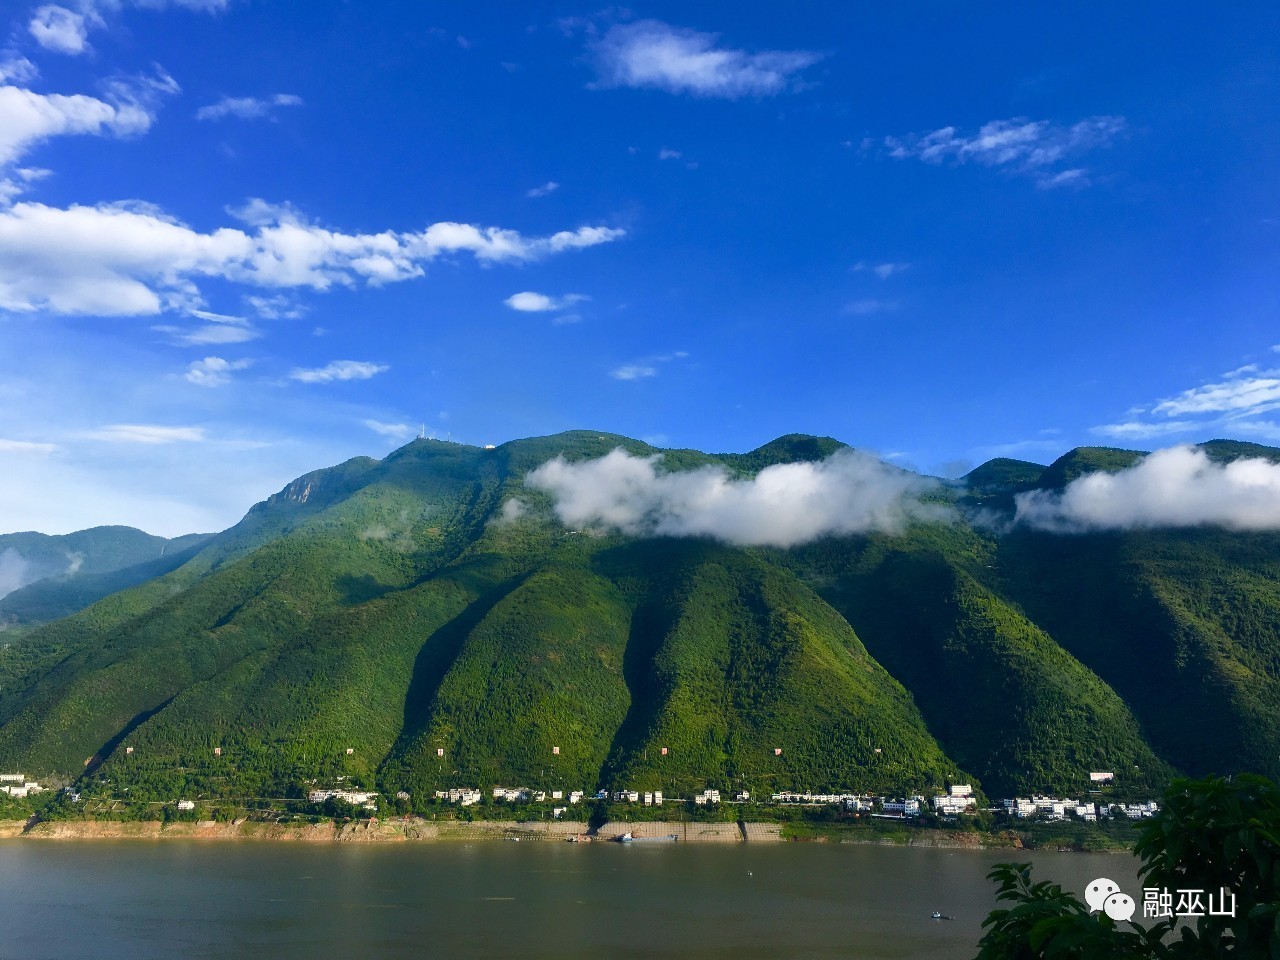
335, 574, 395, 606
383, 573, 532, 766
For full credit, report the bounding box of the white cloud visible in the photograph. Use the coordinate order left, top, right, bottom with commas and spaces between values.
1016, 446, 1280, 531
527, 448, 944, 547
1152, 374, 1280, 418
611, 351, 687, 380
245, 294, 306, 319
526, 181, 558, 198
658, 147, 682, 160
86, 423, 206, 443
0, 437, 57, 455
185, 355, 250, 387
28, 0, 228, 56
0, 79, 167, 167
1091, 363, 1280, 441
886, 116, 1125, 186
195, 94, 303, 121
0, 200, 624, 316
29, 5, 97, 54
503, 290, 588, 312
611, 364, 656, 381
0, 57, 39, 85
590, 20, 822, 98
153, 322, 261, 345
1037, 168, 1090, 189
363, 419, 414, 440
0, 548, 32, 597
489, 498, 527, 527
289, 360, 387, 384
0, 166, 50, 205
1091, 419, 1199, 440
854, 261, 909, 279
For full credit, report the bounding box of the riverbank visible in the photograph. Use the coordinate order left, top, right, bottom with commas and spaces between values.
0, 817, 1112, 849
0, 818, 772, 843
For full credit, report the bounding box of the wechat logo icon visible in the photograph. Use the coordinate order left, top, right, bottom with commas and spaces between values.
1085, 877, 1136, 922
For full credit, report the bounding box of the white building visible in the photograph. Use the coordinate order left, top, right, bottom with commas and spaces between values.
693, 789, 721, 805
176, 800, 195, 811
0, 781, 43, 799
882, 798, 921, 817
569, 791, 584, 804
492, 786, 531, 802
614, 790, 640, 803
435, 788, 482, 806
949, 784, 974, 798
309, 789, 378, 808
932, 794, 977, 815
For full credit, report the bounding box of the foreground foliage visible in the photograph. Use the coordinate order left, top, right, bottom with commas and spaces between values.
975, 775, 1280, 959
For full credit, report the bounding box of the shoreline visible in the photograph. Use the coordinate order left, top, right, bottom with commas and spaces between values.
0, 818, 1112, 850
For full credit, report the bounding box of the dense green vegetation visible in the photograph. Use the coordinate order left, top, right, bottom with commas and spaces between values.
975, 775, 1280, 959
0, 432, 1278, 812
0, 526, 212, 627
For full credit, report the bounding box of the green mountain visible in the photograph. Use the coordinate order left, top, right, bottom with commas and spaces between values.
0, 431, 1277, 804
0, 527, 212, 628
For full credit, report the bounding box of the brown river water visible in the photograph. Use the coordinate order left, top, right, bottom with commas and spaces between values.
0, 841, 1140, 959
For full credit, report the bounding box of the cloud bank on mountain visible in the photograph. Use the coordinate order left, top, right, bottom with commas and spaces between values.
1016, 445, 1280, 531
525, 448, 945, 547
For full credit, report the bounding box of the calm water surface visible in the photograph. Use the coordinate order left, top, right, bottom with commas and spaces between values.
0, 841, 1139, 959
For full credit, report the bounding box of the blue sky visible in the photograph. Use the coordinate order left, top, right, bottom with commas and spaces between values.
0, 1, 1277, 535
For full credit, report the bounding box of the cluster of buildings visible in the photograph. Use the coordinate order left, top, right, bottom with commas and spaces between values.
482, 786, 586, 804
308, 788, 378, 811
1000, 796, 1160, 822
396, 775, 1161, 827
0, 773, 43, 799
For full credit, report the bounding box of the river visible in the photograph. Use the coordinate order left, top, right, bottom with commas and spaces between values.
0, 842, 1139, 959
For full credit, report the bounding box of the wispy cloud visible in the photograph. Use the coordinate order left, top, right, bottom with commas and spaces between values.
153, 322, 262, 345
503, 291, 589, 312
0, 57, 38, 85
363, 419, 414, 439
289, 360, 387, 384
843, 298, 893, 316
611, 363, 656, 381
86, 423, 206, 444
185, 355, 251, 387
885, 115, 1125, 187
245, 294, 306, 320
610, 350, 687, 381
0, 68, 178, 167
527, 448, 944, 547
588, 19, 822, 99
1092, 360, 1280, 442
1016, 446, 1280, 531
526, 180, 559, 198
658, 147, 682, 160
28, 0, 228, 56
0, 199, 624, 316
854, 261, 909, 279
0, 437, 57, 455
195, 93, 303, 121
